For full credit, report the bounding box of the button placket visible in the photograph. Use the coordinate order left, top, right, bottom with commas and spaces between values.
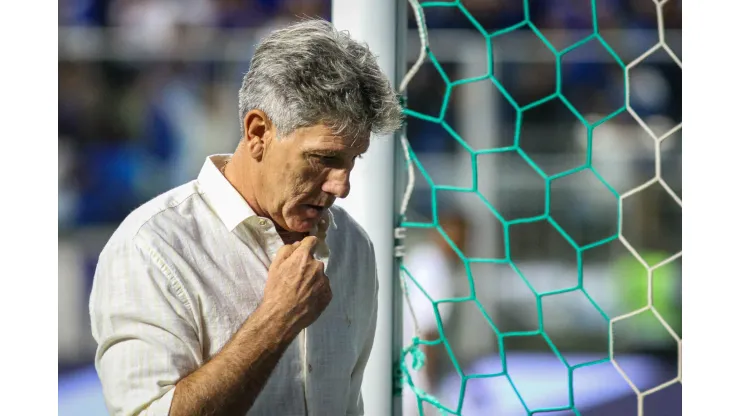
255, 218, 284, 260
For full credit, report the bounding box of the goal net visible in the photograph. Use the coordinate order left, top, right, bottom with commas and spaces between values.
396, 1, 682, 415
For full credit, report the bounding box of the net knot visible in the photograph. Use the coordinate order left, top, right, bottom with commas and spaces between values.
410, 337, 426, 371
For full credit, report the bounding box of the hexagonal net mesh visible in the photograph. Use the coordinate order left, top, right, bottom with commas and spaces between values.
395, 0, 682, 415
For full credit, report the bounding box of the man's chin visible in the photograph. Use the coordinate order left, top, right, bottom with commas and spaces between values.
286, 217, 317, 234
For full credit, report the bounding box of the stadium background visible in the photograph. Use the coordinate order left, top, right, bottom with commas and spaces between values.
58, 0, 682, 414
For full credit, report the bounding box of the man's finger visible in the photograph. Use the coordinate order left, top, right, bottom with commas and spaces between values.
315, 259, 326, 274
297, 236, 320, 256
275, 243, 299, 262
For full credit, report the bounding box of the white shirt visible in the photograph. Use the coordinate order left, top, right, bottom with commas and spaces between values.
90, 155, 378, 416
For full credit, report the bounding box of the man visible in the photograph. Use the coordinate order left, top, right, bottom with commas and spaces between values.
89, 19, 403, 416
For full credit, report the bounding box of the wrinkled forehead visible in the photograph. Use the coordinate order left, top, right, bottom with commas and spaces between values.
345, 134, 371, 153
304, 131, 371, 155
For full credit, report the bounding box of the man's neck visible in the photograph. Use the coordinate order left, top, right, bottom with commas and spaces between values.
222, 149, 308, 245
277, 229, 309, 245
223, 147, 268, 219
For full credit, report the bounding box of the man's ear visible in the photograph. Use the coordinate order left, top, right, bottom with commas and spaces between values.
242, 110, 275, 161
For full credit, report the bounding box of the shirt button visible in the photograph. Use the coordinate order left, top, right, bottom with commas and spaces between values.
308, 364, 313, 373
258, 219, 267, 227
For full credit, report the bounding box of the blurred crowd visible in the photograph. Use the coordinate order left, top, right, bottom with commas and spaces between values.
59, 0, 682, 30
58, 0, 681, 230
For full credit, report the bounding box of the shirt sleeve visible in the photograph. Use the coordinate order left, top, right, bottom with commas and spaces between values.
89, 235, 203, 416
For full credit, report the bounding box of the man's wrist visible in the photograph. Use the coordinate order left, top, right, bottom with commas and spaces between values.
247, 299, 300, 346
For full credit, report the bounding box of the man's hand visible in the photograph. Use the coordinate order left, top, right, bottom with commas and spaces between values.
262, 236, 333, 335
170, 236, 332, 416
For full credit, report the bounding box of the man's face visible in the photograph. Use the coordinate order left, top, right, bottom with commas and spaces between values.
257, 124, 369, 233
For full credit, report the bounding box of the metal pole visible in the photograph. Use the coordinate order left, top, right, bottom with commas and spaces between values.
391, 2, 408, 415
331, 1, 402, 415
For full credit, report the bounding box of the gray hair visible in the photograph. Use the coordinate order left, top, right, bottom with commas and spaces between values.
238, 19, 403, 140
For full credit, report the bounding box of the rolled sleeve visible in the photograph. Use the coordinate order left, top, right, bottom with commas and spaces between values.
90, 236, 202, 416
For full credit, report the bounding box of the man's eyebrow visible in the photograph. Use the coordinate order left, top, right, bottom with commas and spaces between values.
308, 150, 343, 157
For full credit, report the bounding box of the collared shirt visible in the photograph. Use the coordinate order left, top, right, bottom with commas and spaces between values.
89, 155, 378, 416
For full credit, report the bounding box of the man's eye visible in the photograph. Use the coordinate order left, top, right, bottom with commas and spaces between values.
314, 155, 340, 165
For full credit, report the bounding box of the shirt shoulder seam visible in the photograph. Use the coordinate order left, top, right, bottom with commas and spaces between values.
132, 188, 205, 238
128, 189, 206, 325
133, 236, 197, 314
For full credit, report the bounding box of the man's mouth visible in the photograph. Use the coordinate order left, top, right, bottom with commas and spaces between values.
303, 204, 325, 219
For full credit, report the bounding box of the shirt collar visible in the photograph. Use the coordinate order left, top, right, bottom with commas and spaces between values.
197, 154, 336, 236
197, 154, 259, 232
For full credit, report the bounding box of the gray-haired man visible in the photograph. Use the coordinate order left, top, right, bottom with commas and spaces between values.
90, 19, 403, 416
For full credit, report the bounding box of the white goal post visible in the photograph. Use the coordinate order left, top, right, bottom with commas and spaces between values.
331, 0, 406, 415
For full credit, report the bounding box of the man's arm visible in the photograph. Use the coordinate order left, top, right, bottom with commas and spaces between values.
92, 236, 330, 416
91, 236, 203, 416
171, 237, 331, 415
170, 300, 298, 415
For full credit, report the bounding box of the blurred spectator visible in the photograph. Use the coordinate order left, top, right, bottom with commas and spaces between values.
59, 0, 111, 26
59, 136, 79, 229
215, 0, 270, 28
108, 0, 216, 54
402, 210, 469, 415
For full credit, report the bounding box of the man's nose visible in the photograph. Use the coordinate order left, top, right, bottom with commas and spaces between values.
322, 169, 351, 199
